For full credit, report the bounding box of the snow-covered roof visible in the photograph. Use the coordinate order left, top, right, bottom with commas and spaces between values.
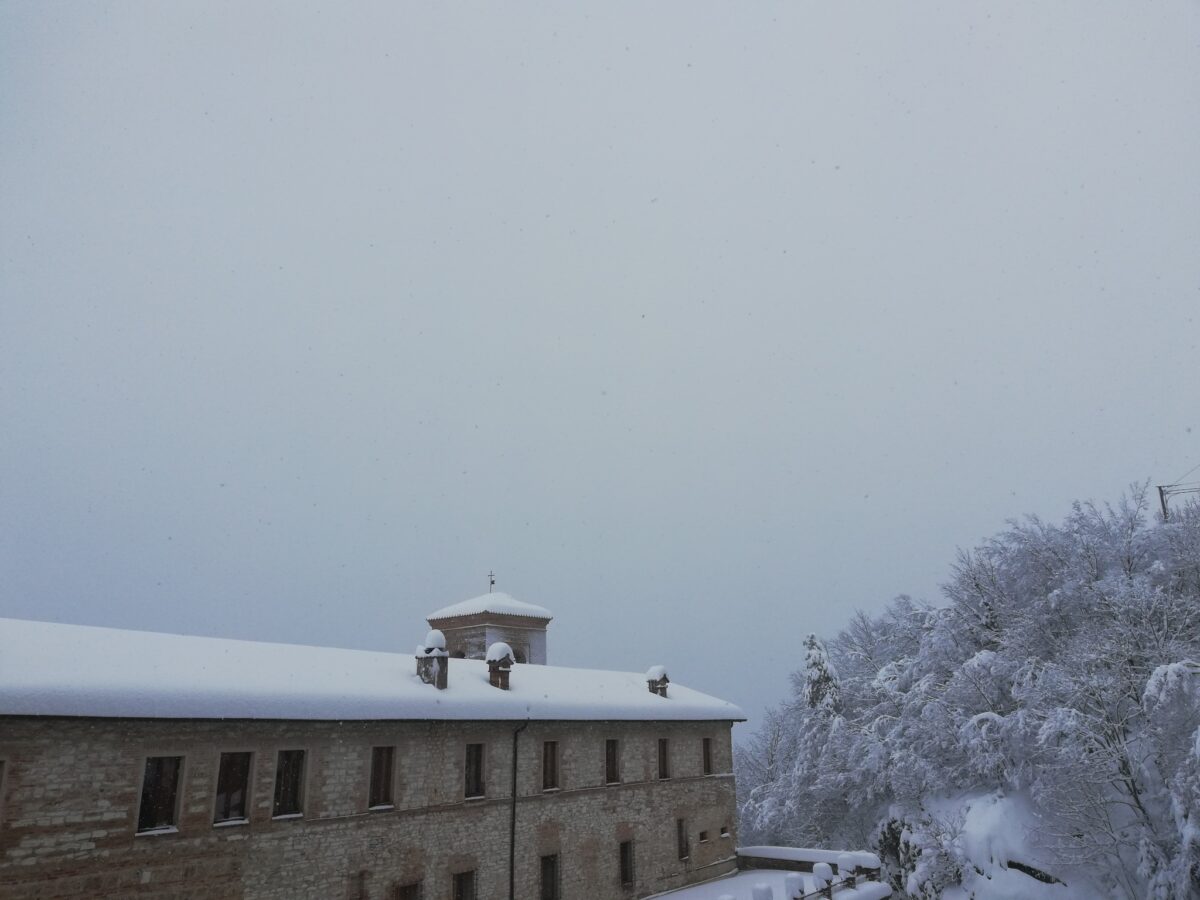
0, 618, 742, 722
426, 591, 553, 622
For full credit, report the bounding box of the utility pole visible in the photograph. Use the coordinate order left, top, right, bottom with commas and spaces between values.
1156, 483, 1200, 521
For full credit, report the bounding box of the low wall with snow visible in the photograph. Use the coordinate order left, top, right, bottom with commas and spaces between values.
736, 846, 882, 880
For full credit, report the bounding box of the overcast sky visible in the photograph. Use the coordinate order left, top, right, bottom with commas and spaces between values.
2, 1, 1198, 734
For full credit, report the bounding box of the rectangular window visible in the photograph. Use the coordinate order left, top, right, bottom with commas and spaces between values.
453, 870, 476, 900
699, 830, 709, 842
657, 738, 670, 779
676, 818, 689, 860
465, 743, 485, 799
137, 755, 182, 832
619, 839, 635, 887
395, 883, 422, 900
702, 737, 713, 775
540, 853, 560, 900
720, 823, 730, 837
370, 746, 395, 808
542, 741, 559, 791
213, 752, 252, 824
272, 749, 306, 817
605, 739, 620, 784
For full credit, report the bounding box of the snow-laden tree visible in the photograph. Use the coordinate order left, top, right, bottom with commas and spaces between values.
798, 633, 842, 715
736, 485, 1200, 899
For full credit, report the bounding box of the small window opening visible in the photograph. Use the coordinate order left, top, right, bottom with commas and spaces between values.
540, 853, 560, 900
657, 738, 671, 780
453, 870, 476, 900
370, 746, 396, 808
272, 749, 306, 817
214, 752, 252, 824
619, 839, 635, 887
702, 737, 713, 775
542, 741, 559, 791
137, 755, 182, 832
676, 818, 689, 860
605, 738, 620, 784
465, 743, 485, 799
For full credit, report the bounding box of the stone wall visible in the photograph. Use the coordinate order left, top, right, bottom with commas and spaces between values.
0, 717, 738, 899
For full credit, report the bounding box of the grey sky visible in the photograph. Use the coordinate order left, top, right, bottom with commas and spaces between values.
2, 2, 1198, 734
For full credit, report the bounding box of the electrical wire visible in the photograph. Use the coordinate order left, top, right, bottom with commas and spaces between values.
1172, 458, 1200, 485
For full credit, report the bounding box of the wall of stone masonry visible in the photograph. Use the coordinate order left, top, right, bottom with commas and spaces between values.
0, 716, 738, 899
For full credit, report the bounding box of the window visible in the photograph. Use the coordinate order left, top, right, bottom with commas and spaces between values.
699, 830, 709, 842
137, 755, 182, 833
720, 823, 731, 838
540, 853, 560, 900
542, 741, 559, 791
272, 749, 306, 817
702, 737, 713, 775
465, 743, 485, 798
370, 746, 395, 809
619, 839, 635, 887
676, 818, 689, 860
605, 739, 620, 784
657, 738, 671, 779
452, 870, 476, 900
394, 883, 422, 900
213, 752, 252, 824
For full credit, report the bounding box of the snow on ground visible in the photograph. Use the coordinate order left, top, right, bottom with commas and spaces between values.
649, 870, 890, 899
426, 591, 553, 620
928, 792, 1104, 900
0, 617, 743, 721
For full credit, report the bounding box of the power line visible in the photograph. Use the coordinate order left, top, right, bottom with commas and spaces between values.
1157, 481, 1200, 520
1172, 458, 1200, 485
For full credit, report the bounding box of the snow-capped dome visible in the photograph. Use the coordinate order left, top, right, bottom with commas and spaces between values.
427, 592, 553, 622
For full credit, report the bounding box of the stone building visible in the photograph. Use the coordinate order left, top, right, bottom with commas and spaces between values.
0, 595, 744, 899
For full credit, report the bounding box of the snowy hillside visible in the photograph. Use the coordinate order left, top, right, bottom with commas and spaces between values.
737, 487, 1200, 899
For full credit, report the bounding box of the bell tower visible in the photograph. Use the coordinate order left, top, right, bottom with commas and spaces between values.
425, 591, 552, 664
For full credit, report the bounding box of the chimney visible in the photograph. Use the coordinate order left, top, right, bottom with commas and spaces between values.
416, 629, 449, 690
486, 641, 514, 690
646, 665, 669, 698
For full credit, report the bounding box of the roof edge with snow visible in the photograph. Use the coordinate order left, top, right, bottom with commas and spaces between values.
426, 591, 553, 622
0, 617, 742, 723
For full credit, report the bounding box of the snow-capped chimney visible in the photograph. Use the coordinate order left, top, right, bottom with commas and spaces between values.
416, 629, 449, 690
646, 665, 669, 698
486, 641, 514, 690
